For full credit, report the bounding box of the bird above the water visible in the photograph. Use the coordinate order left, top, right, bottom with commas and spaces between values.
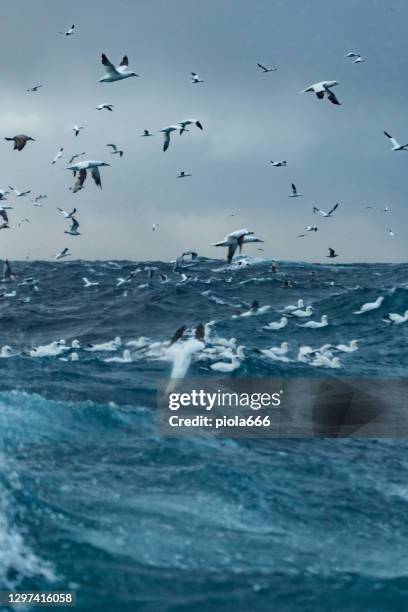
353, 296, 384, 314
382, 310, 408, 325
68, 152, 86, 164
2, 260, 16, 282
169, 325, 187, 346
257, 62, 277, 73
302, 80, 341, 105
270, 160, 287, 167
99, 54, 139, 82
18, 218, 30, 227
352, 55, 366, 64
4, 135, 35, 151
160, 125, 179, 152
289, 183, 303, 198
55, 248, 71, 260
313, 203, 339, 218
52, 146, 63, 164
305, 225, 318, 232
0, 190, 9, 200
33, 194, 46, 206
191, 72, 204, 83
383, 130, 408, 151
389, 229, 395, 237
177, 171, 191, 178
211, 228, 256, 262
96, 103, 114, 111
298, 315, 328, 328
344, 52, 360, 58
289, 305, 314, 318
9, 186, 31, 197
179, 119, 203, 135
27, 85, 42, 92
59, 24, 75, 35
67, 160, 110, 192
107, 143, 124, 157
327, 247, 338, 258
141, 129, 153, 137
57, 207, 77, 219
72, 125, 84, 136
152, 223, 159, 231
64, 218, 80, 236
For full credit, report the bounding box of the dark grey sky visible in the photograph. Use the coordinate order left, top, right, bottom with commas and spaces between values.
1, 0, 407, 262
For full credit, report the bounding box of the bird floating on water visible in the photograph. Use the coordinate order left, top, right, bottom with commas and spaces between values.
353, 296, 384, 315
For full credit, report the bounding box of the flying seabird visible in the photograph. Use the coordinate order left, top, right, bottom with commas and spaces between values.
59, 24, 75, 35
99, 54, 139, 82
107, 144, 124, 157
72, 125, 84, 136
160, 125, 179, 152
191, 72, 204, 83
327, 247, 338, 258
152, 223, 159, 231
27, 85, 42, 92
68, 152, 86, 164
55, 248, 71, 260
9, 186, 31, 197
353, 56, 366, 64
302, 81, 341, 105
383, 131, 408, 151
179, 119, 203, 135
353, 296, 384, 315
141, 129, 153, 137
270, 160, 287, 167
96, 103, 114, 111
177, 171, 191, 178
389, 229, 395, 237
67, 160, 110, 192
289, 183, 303, 198
64, 218, 80, 236
4, 135, 35, 151
257, 63, 277, 73
52, 146, 63, 164
211, 228, 257, 262
313, 203, 338, 218
18, 218, 30, 228
344, 52, 360, 58
83, 277, 100, 287
57, 207, 77, 219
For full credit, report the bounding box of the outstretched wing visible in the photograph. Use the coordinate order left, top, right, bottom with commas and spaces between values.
328, 203, 339, 216
91, 166, 102, 189
0, 209, 8, 223
169, 325, 186, 346
71, 218, 79, 232
107, 143, 117, 151
291, 183, 297, 195
257, 63, 267, 71
227, 242, 238, 262
101, 53, 119, 77
163, 131, 170, 152
119, 55, 129, 67
195, 323, 205, 341
15, 136, 28, 150
72, 168, 87, 193
326, 88, 341, 105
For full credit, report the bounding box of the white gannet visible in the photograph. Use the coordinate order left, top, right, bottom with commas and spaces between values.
211, 228, 256, 262
242, 235, 264, 245
152, 223, 159, 231
327, 247, 338, 259
305, 225, 318, 232
210, 355, 241, 372
344, 52, 360, 58
72, 125, 84, 136
384, 131, 408, 151
389, 229, 395, 237
382, 310, 408, 325
179, 119, 203, 134
27, 85, 42, 92
83, 277, 100, 287
96, 103, 114, 111
99, 54, 139, 82
0, 346, 14, 358
312, 355, 341, 369
52, 146, 63, 164
64, 218, 80, 236
263, 316, 288, 331
160, 125, 179, 152
57, 207, 77, 219
67, 160, 110, 192
9, 186, 31, 197
270, 160, 287, 167
257, 63, 277, 73
104, 350, 132, 364
86, 337, 122, 352
107, 143, 124, 157
4, 135, 35, 151
353, 296, 384, 314
336, 340, 359, 352
290, 305, 314, 318
269, 342, 289, 356
191, 72, 204, 83
313, 203, 339, 217
289, 183, 303, 198
302, 80, 341, 105
59, 24, 75, 36
141, 130, 153, 137
177, 171, 191, 178
55, 248, 71, 260
298, 315, 328, 328
284, 299, 304, 312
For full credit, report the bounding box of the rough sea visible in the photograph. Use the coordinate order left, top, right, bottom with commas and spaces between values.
1, 257, 407, 611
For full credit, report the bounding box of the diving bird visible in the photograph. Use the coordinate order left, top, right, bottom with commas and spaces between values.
289, 183, 303, 198
9, 186, 31, 197
302, 80, 341, 105
177, 171, 191, 178
313, 203, 339, 218
141, 129, 153, 137
64, 218, 80, 236
383, 131, 408, 151
96, 103, 114, 111
211, 228, 257, 262
55, 248, 71, 260
270, 160, 287, 167
52, 146, 63, 164
99, 54, 139, 82
257, 63, 277, 73
354, 296, 384, 315
107, 144, 124, 157
59, 24, 75, 35
27, 85, 42, 92
5, 135, 35, 151
72, 125, 84, 136
160, 126, 179, 152
327, 247, 338, 258
191, 72, 204, 83
179, 119, 203, 134
67, 160, 110, 192
57, 207, 77, 219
